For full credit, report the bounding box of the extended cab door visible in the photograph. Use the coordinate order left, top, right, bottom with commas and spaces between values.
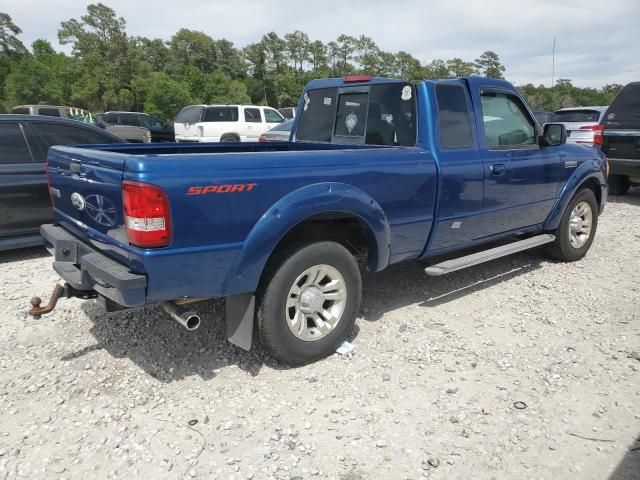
0, 121, 51, 239
469, 84, 562, 236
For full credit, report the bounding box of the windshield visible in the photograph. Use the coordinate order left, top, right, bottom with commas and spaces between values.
296, 82, 416, 146
549, 109, 602, 123
270, 119, 293, 131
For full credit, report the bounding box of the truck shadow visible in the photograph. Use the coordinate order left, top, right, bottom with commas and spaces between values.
607, 186, 640, 207
0, 246, 48, 265
608, 431, 640, 480
71, 249, 547, 382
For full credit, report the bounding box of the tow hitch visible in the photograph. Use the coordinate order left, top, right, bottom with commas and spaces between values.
28, 283, 98, 319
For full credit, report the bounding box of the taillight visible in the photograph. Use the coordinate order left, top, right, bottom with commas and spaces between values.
122, 180, 171, 248
45, 162, 54, 206
258, 135, 267, 142
343, 75, 372, 83
582, 124, 604, 145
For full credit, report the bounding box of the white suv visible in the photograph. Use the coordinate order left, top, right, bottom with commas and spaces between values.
174, 105, 285, 143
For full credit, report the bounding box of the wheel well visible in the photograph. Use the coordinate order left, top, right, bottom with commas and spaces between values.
580, 177, 602, 207
266, 213, 375, 270
221, 132, 240, 141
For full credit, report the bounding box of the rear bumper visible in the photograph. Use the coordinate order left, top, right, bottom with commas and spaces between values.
41, 224, 146, 307
607, 157, 640, 177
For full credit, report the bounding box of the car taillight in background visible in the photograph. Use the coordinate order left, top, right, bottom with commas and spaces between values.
581, 124, 604, 145
258, 135, 267, 142
122, 180, 171, 248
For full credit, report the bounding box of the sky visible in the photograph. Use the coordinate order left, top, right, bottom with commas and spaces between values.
3, 0, 640, 88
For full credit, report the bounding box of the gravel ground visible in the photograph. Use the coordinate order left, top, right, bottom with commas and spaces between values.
1, 190, 639, 480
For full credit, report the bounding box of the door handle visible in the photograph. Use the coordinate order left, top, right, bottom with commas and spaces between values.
490, 164, 506, 176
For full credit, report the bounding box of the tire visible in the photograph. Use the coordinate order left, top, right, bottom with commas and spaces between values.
220, 135, 239, 143
256, 241, 362, 364
608, 174, 630, 196
547, 188, 598, 262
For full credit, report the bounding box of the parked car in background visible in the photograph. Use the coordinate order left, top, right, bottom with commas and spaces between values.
547, 106, 607, 146
259, 118, 293, 142
174, 105, 285, 142
533, 110, 553, 126
95, 115, 150, 143
97, 111, 174, 142
0, 115, 124, 251
278, 107, 297, 120
600, 82, 640, 195
11, 105, 96, 125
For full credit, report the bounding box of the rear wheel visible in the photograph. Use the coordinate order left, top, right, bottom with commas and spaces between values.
547, 188, 598, 262
256, 241, 361, 364
220, 134, 240, 143
608, 174, 630, 196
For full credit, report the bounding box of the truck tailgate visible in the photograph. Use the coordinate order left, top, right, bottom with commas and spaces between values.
47, 145, 130, 262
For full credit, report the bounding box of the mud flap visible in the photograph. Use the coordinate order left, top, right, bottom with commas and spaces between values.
225, 294, 255, 351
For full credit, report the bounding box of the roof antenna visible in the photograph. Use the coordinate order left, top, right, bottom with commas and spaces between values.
551, 36, 556, 110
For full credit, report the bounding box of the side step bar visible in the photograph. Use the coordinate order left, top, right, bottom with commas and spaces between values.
424, 234, 555, 276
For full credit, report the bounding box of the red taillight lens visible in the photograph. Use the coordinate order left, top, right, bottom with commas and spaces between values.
582, 124, 604, 145
258, 135, 267, 142
45, 162, 54, 206
343, 75, 372, 83
122, 180, 171, 248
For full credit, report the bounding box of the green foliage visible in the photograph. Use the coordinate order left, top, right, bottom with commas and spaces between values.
0, 4, 622, 118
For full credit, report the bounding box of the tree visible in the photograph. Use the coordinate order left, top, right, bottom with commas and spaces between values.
284, 30, 310, 73
308, 40, 328, 73
475, 50, 505, 79
166, 29, 217, 75
143, 72, 191, 120
446, 58, 477, 78
0, 12, 27, 56
334, 34, 356, 75
395, 51, 423, 82
423, 59, 449, 79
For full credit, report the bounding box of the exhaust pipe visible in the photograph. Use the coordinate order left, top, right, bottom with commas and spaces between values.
162, 301, 201, 331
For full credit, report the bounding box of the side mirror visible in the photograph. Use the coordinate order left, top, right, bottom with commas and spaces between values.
539, 123, 566, 147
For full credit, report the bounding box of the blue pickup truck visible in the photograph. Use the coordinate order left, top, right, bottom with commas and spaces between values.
30, 76, 607, 364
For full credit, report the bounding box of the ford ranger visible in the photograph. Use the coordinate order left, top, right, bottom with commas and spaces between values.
29, 76, 608, 364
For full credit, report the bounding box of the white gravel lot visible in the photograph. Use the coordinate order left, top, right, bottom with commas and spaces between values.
0, 189, 639, 480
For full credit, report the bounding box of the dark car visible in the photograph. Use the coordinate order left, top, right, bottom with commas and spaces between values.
600, 82, 640, 195
0, 115, 124, 251
97, 111, 174, 142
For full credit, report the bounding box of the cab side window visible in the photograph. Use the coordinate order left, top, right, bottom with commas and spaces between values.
264, 108, 284, 123
244, 108, 262, 123
480, 92, 536, 148
0, 122, 32, 164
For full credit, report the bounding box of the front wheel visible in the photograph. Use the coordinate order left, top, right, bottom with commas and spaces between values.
256, 241, 362, 364
547, 188, 599, 262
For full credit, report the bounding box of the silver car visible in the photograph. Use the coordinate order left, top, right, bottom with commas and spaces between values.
259, 119, 293, 142
547, 106, 607, 146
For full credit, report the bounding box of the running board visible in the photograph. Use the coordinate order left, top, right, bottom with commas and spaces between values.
424, 234, 555, 276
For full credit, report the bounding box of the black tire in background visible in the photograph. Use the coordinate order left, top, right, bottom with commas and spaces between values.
256, 241, 362, 365
547, 188, 599, 262
608, 174, 630, 196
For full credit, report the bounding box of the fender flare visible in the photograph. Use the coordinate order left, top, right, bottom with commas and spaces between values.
222, 182, 391, 296
543, 161, 606, 231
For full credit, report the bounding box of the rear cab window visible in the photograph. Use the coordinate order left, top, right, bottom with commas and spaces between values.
296, 81, 416, 146
203, 106, 239, 122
